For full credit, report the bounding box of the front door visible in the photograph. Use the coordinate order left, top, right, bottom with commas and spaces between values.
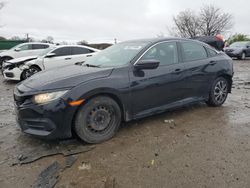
43, 47, 73, 70
129, 42, 188, 117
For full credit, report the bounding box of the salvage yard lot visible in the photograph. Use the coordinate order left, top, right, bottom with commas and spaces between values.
0, 60, 250, 188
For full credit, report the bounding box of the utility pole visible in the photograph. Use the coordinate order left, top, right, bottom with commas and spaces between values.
25, 33, 29, 42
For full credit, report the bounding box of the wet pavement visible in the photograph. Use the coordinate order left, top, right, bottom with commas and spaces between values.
0, 60, 250, 188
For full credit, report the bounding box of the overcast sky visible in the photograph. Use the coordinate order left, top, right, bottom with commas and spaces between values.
0, 0, 249, 43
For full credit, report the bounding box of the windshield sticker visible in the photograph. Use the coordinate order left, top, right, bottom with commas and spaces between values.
124, 46, 143, 50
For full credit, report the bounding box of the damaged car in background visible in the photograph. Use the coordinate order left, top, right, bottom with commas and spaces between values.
0, 42, 54, 69
14, 38, 233, 144
2, 45, 99, 81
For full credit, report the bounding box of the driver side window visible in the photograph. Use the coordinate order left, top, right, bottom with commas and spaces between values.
19, 44, 32, 51
51, 47, 71, 57
141, 42, 178, 66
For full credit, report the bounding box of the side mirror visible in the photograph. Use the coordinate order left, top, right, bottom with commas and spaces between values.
14, 47, 21, 52
45, 52, 56, 58
134, 59, 160, 70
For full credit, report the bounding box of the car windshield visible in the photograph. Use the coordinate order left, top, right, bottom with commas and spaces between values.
38, 46, 56, 56
83, 41, 149, 68
10, 43, 25, 50
230, 42, 249, 48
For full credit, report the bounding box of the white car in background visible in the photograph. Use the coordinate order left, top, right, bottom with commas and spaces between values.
2, 45, 99, 80
0, 42, 54, 69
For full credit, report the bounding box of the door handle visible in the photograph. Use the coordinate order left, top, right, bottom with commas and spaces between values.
65, 57, 72, 60
209, 61, 216, 65
173, 68, 182, 74
86, 55, 92, 57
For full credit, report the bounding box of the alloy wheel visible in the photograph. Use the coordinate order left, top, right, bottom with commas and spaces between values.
214, 80, 228, 104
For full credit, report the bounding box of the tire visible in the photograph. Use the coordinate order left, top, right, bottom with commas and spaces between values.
0, 57, 13, 69
74, 96, 121, 144
21, 66, 41, 80
206, 77, 229, 107
239, 52, 246, 60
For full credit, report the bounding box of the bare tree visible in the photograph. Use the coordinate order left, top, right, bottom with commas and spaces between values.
199, 5, 233, 36
41, 36, 54, 43
172, 10, 201, 38
170, 5, 233, 38
77, 40, 88, 45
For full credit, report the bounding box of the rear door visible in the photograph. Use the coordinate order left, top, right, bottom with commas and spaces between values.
43, 47, 72, 69
31, 44, 50, 56
180, 41, 213, 98
130, 41, 188, 117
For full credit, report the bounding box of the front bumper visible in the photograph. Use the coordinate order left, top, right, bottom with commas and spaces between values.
14, 89, 77, 139
225, 51, 241, 58
3, 67, 22, 81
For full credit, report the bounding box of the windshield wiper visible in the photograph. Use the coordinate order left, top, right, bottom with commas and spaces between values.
84, 63, 101, 68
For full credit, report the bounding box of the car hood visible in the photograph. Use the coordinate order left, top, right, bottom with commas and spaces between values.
7, 55, 38, 64
225, 47, 244, 51
18, 65, 113, 92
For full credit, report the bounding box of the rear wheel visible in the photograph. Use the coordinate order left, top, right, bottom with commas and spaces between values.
21, 66, 41, 80
206, 77, 229, 107
74, 96, 121, 143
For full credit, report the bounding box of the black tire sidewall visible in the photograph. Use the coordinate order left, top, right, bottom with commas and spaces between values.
75, 96, 121, 143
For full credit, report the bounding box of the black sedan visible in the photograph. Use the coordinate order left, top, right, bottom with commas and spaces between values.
224, 41, 250, 60
14, 38, 233, 143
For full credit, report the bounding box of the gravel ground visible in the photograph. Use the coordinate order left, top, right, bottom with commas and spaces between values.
0, 60, 250, 188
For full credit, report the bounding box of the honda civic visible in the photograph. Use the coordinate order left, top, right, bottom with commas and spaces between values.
14, 38, 233, 143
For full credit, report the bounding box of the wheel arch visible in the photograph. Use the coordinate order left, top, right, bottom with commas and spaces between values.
1, 55, 13, 60
29, 64, 42, 71
70, 90, 129, 136
20, 64, 42, 80
217, 74, 233, 93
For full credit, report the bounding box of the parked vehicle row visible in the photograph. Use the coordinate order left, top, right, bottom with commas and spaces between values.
1, 44, 99, 80
0, 42, 54, 69
224, 41, 250, 60
14, 38, 234, 143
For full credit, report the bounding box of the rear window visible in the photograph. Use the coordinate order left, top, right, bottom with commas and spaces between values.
32, 44, 50, 49
181, 42, 207, 62
206, 48, 218, 57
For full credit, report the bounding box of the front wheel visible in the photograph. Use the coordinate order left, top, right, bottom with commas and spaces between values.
21, 66, 41, 80
206, 77, 229, 107
238, 52, 246, 60
74, 96, 121, 143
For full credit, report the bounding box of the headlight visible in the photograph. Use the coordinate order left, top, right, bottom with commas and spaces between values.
33, 90, 68, 104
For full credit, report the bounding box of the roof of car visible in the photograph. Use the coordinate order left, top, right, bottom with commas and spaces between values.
20, 42, 54, 45
53, 44, 99, 51
122, 37, 198, 44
